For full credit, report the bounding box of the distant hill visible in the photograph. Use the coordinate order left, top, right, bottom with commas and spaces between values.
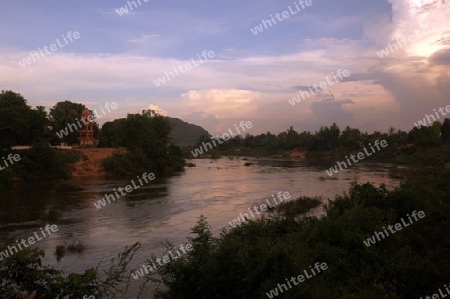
168, 117, 210, 144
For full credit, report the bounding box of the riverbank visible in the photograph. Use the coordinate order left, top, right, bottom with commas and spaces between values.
187, 144, 450, 168
70, 148, 127, 177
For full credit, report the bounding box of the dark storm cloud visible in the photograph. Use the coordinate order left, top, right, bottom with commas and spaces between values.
292, 86, 310, 91
429, 48, 450, 66
340, 73, 371, 83
309, 95, 355, 122
435, 33, 450, 46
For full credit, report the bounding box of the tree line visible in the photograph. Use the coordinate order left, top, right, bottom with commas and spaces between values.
192, 121, 450, 166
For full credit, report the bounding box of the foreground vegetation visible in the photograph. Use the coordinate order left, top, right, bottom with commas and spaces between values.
1, 168, 448, 298
0, 243, 141, 298
154, 168, 450, 298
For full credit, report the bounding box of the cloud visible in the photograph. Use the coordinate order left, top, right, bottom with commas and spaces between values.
292, 85, 310, 91
340, 74, 372, 83
1, 0, 449, 135
309, 95, 355, 123
182, 89, 260, 119
147, 104, 168, 116
435, 32, 450, 45
181, 111, 219, 134
367, 0, 450, 58
128, 34, 160, 43
429, 48, 450, 65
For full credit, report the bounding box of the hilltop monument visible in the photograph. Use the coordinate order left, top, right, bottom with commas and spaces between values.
78, 109, 97, 147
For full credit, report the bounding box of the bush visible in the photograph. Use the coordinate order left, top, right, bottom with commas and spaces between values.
14, 144, 79, 182
152, 169, 450, 298
0, 243, 141, 298
274, 196, 322, 218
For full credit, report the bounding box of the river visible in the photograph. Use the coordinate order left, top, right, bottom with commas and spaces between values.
0, 157, 404, 297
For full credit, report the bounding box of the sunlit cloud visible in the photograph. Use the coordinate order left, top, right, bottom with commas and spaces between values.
128, 35, 160, 43
147, 104, 168, 116
182, 89, 260, 119
0, 0, 449, 134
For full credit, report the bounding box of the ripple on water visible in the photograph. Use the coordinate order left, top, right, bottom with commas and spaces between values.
0, 157, 403, 297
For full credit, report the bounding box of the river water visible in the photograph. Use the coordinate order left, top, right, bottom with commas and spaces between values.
0, 157, 404, 297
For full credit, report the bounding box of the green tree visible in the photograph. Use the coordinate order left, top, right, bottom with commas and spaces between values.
0, 91, 47, 149
339, 126, 362, 149
15, 143, 77, 182
441, 118, 450, 144
49, 101, 97, 145
100, 110, 185, 175
408, 125, 440, 147
311, 123, 340, 151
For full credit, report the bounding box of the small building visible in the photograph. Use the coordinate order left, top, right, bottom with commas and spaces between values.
78, 109, 97, 147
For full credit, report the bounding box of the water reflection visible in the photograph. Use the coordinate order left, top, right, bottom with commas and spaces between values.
0, 157, 405, 296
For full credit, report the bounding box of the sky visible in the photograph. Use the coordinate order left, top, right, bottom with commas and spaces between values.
1, 0, 449, 135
